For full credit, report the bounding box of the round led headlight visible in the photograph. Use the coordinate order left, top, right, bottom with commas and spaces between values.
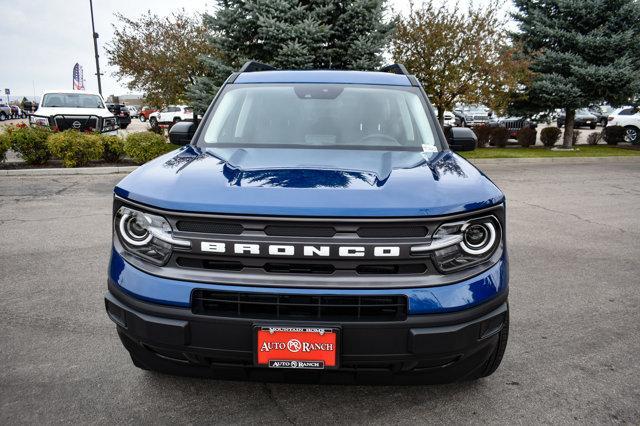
461, 222, 496, 255
119, 210, 153, 246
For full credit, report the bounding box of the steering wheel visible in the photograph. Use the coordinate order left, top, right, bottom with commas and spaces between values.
357, 133, 398, 145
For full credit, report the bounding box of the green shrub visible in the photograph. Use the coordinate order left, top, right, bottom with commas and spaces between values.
586, 132, 602, 145
10, 126, 52, 164
101, 135, 125, 163
124, 132, 176, 164
540, 127, 561, 147
0, 132, 11, 162
516, 127, 537, 147
490, 126, 510, 148
472, 125, 492, 148
572, 130, 580, 146
603, 125, 625, 145
47, 130, 103, 168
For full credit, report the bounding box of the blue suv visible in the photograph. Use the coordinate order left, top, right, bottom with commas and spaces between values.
105, 62, 508, 384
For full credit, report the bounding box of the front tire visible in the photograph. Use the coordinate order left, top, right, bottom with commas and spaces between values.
149, 117, 158, 128
625, 126, 639, 145
139, 115, 146, 122
0, 112, 6, 121
589, 123, 596, 129
120, 124, 129, 130
477, 311, 509, 378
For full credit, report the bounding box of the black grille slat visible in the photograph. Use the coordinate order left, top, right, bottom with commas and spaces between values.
192, 290, 407, 321
357, 226, 428, 238
176, 221, 244, 234
177, 256, 428, 275
265, 225, 336, 237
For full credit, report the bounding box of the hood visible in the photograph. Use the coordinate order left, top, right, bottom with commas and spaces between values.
115, 146, 504, 217
35, 107, 113, 117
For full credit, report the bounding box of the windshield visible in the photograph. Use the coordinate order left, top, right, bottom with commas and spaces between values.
200, 84, 439, 151
42, 93, 104, 109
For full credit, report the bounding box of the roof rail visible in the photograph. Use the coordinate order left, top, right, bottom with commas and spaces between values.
238, 60, 276, 73
379, 64, 410, 76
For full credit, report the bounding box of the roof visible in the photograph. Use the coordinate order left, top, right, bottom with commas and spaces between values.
234, 70, 412, 86
42, 89, 102, 97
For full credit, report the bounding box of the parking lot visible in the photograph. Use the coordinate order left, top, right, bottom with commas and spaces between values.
1, 159, 639, 424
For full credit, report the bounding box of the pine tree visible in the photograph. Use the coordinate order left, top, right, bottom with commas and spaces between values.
512, 0, 640, 148
188, 0, 393, 112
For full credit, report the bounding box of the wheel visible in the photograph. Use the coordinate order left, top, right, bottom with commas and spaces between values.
477, 311, 509, 378
625, 126, 639, 145
590, 123, 596, 129
461, 119, 467, 127
601, 118, 608, 127
556, 122, 562, 128
0, 112, 5, 121
173, 117, 181, 124
139, 115, 146, 122
149, 117, 158, 127
120, 124, 129, 130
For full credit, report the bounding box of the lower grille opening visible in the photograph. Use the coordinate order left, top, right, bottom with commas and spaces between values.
192, 290, 407, 321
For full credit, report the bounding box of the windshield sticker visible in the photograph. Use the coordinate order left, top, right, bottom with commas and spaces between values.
422, 144, 438, 153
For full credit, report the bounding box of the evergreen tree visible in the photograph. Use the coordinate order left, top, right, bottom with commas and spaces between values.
512, 0, 640, 148
188, 0, 393, 112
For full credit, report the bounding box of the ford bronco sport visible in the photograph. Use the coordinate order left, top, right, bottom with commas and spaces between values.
105, 62, 509, 384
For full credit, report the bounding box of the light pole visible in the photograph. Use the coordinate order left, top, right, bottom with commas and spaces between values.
89, 0, 103, 95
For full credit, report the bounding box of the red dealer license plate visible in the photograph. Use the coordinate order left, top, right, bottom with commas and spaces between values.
255, 326, 338, 369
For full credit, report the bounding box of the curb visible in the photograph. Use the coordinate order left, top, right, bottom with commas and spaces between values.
468, 156, 640, 165
1, 165, 138, 176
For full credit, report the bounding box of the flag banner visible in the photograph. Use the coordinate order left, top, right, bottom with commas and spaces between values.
73, 63, 85, 90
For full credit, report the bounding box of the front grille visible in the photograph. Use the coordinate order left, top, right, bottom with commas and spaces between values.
502, 119, 525, 130
191, 290, 407, 321
177, 220, 427, 239
52, 115, 100, 132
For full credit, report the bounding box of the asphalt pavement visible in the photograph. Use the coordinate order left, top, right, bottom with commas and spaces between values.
0, 160, 639, 424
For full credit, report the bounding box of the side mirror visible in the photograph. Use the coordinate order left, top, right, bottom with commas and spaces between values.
448, 127, 477, 152
169, 121, 196, 146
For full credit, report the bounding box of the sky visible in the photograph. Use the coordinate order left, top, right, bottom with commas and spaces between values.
0, 0, 511, 102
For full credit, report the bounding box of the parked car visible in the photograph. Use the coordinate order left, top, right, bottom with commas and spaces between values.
607, 106, 640, 144
588, 105, 614, 127
148, 105, 193, 127
453, 105, 492, 127
10, 105, 24, 119
0, 104, 11, 121
126, 105, 139, 118
138, 106, 157, 122
22, 100, 39, 114
29, 90, 118, 133
106, 61, 509, 384
556, 108, 597, 129
106, 103, 132, 129
492, 116, 538, 139
443, 111, 456, 127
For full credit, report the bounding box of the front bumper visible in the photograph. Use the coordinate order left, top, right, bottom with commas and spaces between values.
106, 246, 509, 382
106, 281, 507, 383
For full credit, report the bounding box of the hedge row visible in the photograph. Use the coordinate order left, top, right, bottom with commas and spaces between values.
0, 125, 178, 167
470, 125, 629, 148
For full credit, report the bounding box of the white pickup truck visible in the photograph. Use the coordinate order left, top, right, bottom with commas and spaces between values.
29, 90, 118, 134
